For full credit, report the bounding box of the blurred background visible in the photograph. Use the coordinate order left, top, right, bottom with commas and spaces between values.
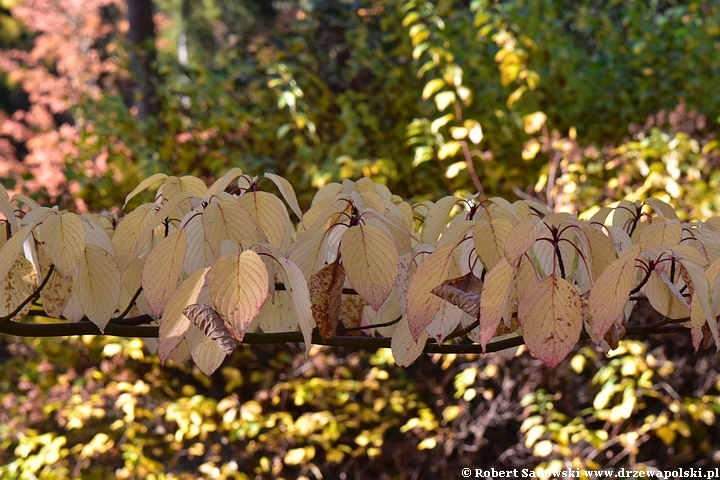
1, 0, 719, 477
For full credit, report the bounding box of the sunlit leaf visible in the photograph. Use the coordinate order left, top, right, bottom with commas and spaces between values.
0, 256, 36, 320
40, 213, 85, 278
142, 229, 187, 318
123, 173, 167, 208
238, 191, 289, 249
518, 275, 582, 367
479, 258, 514, 350
76, 244, 121, 332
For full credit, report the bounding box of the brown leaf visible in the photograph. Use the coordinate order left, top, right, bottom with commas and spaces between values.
309, 260, 346, 340
431, 272, 483, 317
183, 304, 237, 356
339, 294, 367, 336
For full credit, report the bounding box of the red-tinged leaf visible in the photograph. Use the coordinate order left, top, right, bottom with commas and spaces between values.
238, 191, 290, 249
430, 272, 483, 317
406, 244, 456, 340
479, 258, 514, 350
76, 245, 121, 333
518, 275, 582, 367
309, 261, 346, 340
391, 316, 428, 367
0, 256, 36, 320
142, 229, 187, 318
340, 224, 398, 311
183, 304, 237, 355
159, 268, 210, 362
504, 218, 543, 266
209, 250, 268, 341
586, 244, 640, 343
40, 213, 85, 278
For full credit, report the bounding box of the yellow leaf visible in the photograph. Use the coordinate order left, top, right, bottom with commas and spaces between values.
422, 78, 445, 100
41, 255, 73, 318
434, 90, 456, 111
202, 200, 261, 258
81, 217, 114, 254
0, 183, 16, 231
340, 224, 398, 311
264, 172, 303, 221
40, 213, 85, 278
123, 173, 167, 208
76, 245, 121, 332
142, 229, 188, 318
473, 219, 513, 270
255, 291, 298, 333
523, 111, 547, 135
132, 192, 194, 258
407, 244, 456, 340
518, 275, 582, 367
586, 245, 640, 343
644, 198, 678, 219
504, 218, 543, 266
425, 300, 464, 343
238, 191, 289, 249
0, 256, 36, 320
159, 267, 210, 361
161, 175, 207, 200
309, 261, 345, 340
209, 250, 268, 341
479, 258, 514, 349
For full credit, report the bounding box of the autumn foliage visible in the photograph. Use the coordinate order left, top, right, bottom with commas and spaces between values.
1, 171, 719, 376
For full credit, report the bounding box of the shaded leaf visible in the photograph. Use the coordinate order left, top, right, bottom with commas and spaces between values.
431, 272, 483, 317
309, 261, 346, 340
183, 304, 237, 355
407, 244, 456, 340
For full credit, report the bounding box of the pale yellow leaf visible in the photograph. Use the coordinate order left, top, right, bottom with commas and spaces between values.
62, 280, 85, 322
238, 191, 289, 249
255, 291, 299, 333
209, 250, 268, 340
391, 316, 428, 367
425, 300, 463, 343
40, 213, 85, 278
677, 259, 716, 347
644, 272, 690, 319
586, 245, 640, 343
518, 275, 582, 367
81, 217, 114, 254
161, 175, 207, 201
264, 173, 303, 221
341, 224, 399, 311
202, 200, 261, 258
479, 258, 514, 349
421, 196, 458, 244
158, 268, 209, 361
0, 183, 17, 230
504, 218, 543, 266
0, 225, 33, 284
123, 173, 167, 208
42, 267, 73, 318
132, 192, 193, 259
639, 219, 682, 250
274, 254, 315, 353
142, 229, 188, 318
181, 208, 215, 275
208, 168, 243, 196
644, 198, 678, 219
186, 322, 227, 376
76, 244, 121, 332
406, 244, 456, 339
437, 219, 474, 247
0, 256, 36, 320
473, 219, 513, 270
112, 204, 156, 273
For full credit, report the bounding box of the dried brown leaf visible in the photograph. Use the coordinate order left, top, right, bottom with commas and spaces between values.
430, 272, 483, 317
309, 261, 346, 340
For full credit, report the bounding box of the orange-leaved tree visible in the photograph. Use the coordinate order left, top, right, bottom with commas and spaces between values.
1, 171, 719, 374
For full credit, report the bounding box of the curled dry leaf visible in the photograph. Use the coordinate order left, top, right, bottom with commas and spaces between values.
430, 272, 483, 317
309, 261, 345, 340
183, 304, 237, 356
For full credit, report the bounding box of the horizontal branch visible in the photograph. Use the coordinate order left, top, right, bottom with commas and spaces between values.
0, 315, 690, 355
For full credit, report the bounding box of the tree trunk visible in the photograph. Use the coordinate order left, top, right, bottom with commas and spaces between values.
126, 0, 159, 118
